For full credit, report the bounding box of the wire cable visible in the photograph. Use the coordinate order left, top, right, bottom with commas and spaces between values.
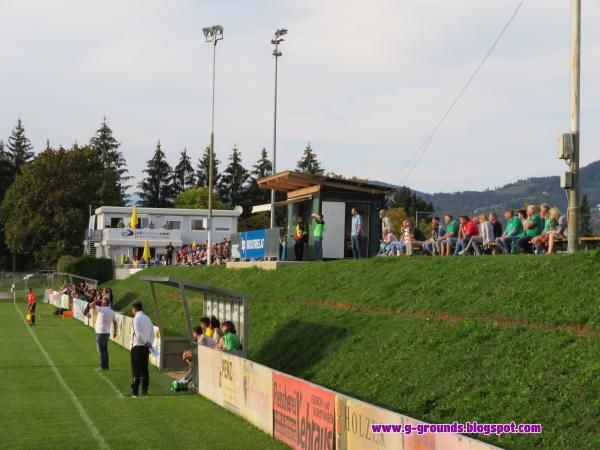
392, 0, 527, 186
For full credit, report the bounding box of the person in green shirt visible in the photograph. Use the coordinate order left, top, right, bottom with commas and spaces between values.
439, 214, 459, 256
311, 213, 325, 261
516, 205, 543, 253
495, 208, 523, 254
217, 321, 242, 352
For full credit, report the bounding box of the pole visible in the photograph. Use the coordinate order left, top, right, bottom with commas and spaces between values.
207, 40, 217, 265
568, 0, 581, 253
270, 46, 279, 229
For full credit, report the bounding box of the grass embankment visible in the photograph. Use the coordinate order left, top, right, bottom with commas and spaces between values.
0, 300, 286, 450
104, 255, 600, 450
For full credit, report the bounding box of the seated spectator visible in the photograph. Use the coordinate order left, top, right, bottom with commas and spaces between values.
210, 316, 222, 345
459, 214, 493, 255
516, 205, 544, 253
199, 316, 213, 337
423, 216, 444, 256
532, 207, 566, 254
393, 219, 414, 255
489, 212, 503, 240
378, 227, 397, 255
116, 219, 125, 228
495, 208, 523, 254
517, 209, 527, 226
454, 216, 478, 256
547, 208, 568, 254
411, 226, 428, 253
439, 214, 459, 256
217, 321, 242, 352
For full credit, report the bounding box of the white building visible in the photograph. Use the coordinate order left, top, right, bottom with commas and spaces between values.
84, 205, 242, 263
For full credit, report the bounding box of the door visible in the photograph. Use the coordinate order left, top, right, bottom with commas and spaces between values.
322, 201, 345, 259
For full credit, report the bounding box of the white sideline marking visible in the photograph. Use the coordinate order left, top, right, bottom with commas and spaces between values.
99, 372, 124, 398
14, 303, 110, 450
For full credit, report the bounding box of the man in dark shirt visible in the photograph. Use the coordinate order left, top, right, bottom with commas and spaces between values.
489, 212, 503, 240
165, 242, 175, 265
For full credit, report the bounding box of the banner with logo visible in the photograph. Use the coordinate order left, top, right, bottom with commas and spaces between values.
220, 352, 242, 414
121, 315, 133, 349
239, 359, 273, 436
336, 394, 405, 450
73, 299, 87, 321
197, 345, 223, 406
148, 326, 162, 367
60, 294, 70, 310
239, 229, 266, 260
272, 372, 335, 450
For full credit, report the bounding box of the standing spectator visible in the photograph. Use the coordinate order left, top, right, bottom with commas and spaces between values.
495, 208, 523, 254
379, 209, 391, 241
293, 216, 309, 261
489, 212, 503, 240
312, 213, 325, 261
516, 205, 543, 253
439, 214, 459, 256
91, 297, 117, 371
26, 288, 36, 325
117, 219, 125, 228
351, 208, 363, 259
130, 302, 155, 397
165, 242, 174, 265
148, 220, 155, 229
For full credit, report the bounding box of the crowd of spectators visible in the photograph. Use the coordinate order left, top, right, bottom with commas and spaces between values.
379, 204, 568, 256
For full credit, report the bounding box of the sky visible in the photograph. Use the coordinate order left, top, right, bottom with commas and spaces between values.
1, 0, 599, 194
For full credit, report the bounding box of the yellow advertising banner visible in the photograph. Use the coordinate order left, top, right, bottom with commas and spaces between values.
239, 359, 273, 436
336, 394, 404, 450
197, 345, 223, 406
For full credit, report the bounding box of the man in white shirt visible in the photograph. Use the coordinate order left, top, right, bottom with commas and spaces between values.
91, 298, 117, 371
130, 302, 155, 397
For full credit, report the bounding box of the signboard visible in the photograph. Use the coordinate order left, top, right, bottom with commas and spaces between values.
402, 417, 436, 450
60, 294, 70, 310
73, 299, 87, 321
272, 372, 335, 450
220, 352, 241, 414
240, 359, 273, 436
121, 315, 133, 349
197, 345, 223, 406
103, 228, 181, 244
336, 394, 405, 450
148, 325, 162, 368
239, 229, 267, 260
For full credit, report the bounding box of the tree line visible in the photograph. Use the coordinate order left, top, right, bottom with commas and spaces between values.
0, 118, 328, 268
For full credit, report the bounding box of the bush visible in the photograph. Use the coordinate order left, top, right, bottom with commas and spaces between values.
59, 255, 114, 284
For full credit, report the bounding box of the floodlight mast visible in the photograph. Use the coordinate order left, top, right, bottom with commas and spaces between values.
270, 28, 287, 229
203, 25, 223, 265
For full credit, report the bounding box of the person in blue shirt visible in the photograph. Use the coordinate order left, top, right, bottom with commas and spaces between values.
351, 208, 363, 259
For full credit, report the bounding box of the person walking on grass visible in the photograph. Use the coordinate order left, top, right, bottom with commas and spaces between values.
130, 302, 155, 397
91, 297, 117, 371
26, 288, 36, 325
351, 208, 363, 259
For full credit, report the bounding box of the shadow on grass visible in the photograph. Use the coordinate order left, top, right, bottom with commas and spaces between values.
113, 292, 139, 312
252, 319, 348, 378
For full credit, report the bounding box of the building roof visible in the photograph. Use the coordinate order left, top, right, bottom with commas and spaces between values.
257, 171, 393, 197
94, 205, 243, 217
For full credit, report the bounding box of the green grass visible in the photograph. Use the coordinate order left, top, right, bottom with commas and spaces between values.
0, 300, 286, 450
102, 255, 600, 450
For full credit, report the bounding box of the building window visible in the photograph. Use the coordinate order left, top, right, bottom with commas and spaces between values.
216, 227, 230, 232
191, 219, 205, 231
165, 220, 181, 230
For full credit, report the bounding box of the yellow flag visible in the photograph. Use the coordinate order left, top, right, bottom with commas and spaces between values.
130, 207, 138, 229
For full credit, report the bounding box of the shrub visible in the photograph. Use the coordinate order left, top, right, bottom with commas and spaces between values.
59, 255, 114, 284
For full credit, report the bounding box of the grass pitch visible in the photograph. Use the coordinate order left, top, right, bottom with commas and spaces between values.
0, 298, 285, 450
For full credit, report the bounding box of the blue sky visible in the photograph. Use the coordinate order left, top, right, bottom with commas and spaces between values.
0, 0, 599, 193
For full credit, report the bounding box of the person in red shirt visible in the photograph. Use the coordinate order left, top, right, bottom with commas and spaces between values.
455, 216, 479, 256
27, 288, 36, 325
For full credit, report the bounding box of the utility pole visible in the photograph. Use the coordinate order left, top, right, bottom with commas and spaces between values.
568, 0, 581, 253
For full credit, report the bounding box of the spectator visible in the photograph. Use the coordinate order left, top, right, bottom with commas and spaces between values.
130, 302, 155, 397
165, 242, 174, 265
210, 316, 222, 345
148, 220, 155, 229
351, 208, 363, 259
179, 326, 202, 384
91, 297, 117, 371
516, 205, 544, 253
199, 316, 213, 337
546, 208, 568, 254
489, 212, 503, 240
379, 227, 397, 255
439, 214, 459, 256
312, 213, 325, 261
495, 208, 523, 254
517, 209, 527, 226
379, 209, 392, 241
455, 216, 478, 256
396, 219, 414, 256
460, 214, 493, 255
217, 321, 242, 352
293, 215, 309, 261
117, 219, 125, 229
423, 216, 444, 256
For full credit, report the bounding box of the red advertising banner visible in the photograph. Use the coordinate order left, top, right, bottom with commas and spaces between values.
272, 372, 335, 450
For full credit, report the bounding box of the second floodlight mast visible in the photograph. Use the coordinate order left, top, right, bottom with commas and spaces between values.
202, 25, 223, 265
270, 28, 287, 229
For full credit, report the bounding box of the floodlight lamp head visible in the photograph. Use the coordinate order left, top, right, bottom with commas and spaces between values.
203, 25, 224, 43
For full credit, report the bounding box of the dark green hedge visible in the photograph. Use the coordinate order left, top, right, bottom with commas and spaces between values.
57, 255, 114, 284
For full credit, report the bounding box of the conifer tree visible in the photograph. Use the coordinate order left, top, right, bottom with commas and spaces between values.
196, 146, 221, 188
6, 118, 34, 175
296, 142, 324, 175
137, 140, 175, 207
580, 194, 592, 237
247, 148, 273, 206
173, 148, 196, 195
217, 145, 249, 209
